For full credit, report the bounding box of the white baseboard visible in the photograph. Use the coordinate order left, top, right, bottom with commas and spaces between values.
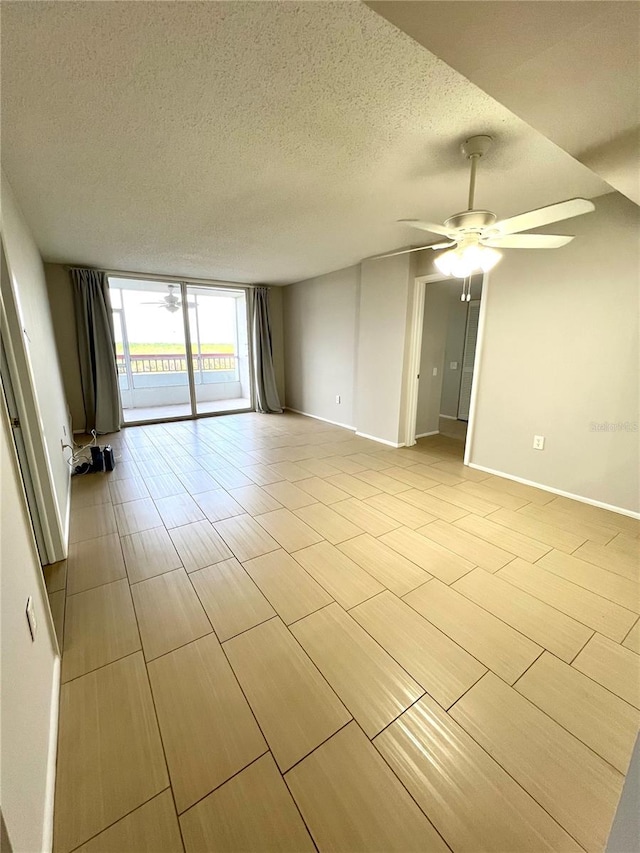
438, 414, 458, 420
42, 656, 60, 853
416, 430, 439, 438
468, 462, 640, 520
355, 431, 405, 448
284, 407, 355, 432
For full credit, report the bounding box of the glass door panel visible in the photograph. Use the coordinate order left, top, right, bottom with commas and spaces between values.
109, 278, 192, 423
185, 286, 252, 414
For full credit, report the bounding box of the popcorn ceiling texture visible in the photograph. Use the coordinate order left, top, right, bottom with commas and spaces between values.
2, 1, 608, 284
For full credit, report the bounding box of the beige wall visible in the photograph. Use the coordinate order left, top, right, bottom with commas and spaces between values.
44, 263, 85, 431
1, 172, 71, 547
0, 401, 59, 853
356, 254, 413, 444
282, 192, 637, 513
469, 191, 639, 513
283, 266, 359, 427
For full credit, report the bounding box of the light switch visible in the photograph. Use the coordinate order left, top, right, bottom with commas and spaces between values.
432, 367, 438, 376
450, 361, 458, 370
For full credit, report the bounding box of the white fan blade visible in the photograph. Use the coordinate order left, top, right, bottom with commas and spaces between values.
482, 234, 574, 249
493, 198, 595, 235
370, 241, 456, 260
398, 219, 456, 238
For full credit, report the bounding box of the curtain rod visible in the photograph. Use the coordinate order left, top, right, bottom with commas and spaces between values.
63, 265, 267, 289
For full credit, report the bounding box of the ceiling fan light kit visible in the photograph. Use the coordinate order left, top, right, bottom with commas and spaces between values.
375, 135, 596, 276
434, 235, 502, 278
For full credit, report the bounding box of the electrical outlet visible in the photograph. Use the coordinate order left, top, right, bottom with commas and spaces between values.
450, 361, 458, 370
26, 596, 37, 641
533, 435, 545, 450
336, 395, 341, 404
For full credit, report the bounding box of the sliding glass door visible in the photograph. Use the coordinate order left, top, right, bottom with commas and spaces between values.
109, 277, 252, 423
186, 286, 251, 415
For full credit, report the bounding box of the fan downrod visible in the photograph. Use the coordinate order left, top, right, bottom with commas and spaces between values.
460, 134, 493, 212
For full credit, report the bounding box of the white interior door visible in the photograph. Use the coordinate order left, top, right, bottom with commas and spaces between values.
458, 300, 481, 421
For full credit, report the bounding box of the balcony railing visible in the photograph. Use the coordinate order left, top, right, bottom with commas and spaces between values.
116, 353, 236, 375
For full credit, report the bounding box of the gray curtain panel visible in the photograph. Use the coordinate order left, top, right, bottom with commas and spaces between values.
250, 286, 283, 414
70, 268, 122, 433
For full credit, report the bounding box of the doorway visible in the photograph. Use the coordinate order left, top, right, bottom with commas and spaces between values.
404, 273, 486, 462
1, 239, 66, 564
108, 277, 252, 423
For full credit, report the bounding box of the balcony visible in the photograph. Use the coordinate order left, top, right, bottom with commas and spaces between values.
117, 351, 251, 422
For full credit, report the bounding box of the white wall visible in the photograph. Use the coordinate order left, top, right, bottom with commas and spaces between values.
283, 265, 359, 427
1, 172, 71, 554
0, 400, 59, 853
469, 192, 639, 513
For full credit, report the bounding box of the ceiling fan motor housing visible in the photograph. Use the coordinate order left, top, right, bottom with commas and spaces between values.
445, 210, 497, 232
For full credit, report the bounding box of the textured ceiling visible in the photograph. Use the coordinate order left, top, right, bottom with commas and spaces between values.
367, 1, 640, 204
1, 1, 609, 284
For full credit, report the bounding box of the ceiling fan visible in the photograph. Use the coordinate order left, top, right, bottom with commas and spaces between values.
142, 284, 195, 313
376, 135, 595, 278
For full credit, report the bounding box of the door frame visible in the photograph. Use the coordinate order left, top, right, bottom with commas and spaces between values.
403, 272, 489, 466
0, 338, 48, 561
457, 298, 482, 421
0, 240, 66, 563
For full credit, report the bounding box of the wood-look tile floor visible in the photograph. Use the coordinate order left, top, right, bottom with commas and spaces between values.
49, 412, 640, 853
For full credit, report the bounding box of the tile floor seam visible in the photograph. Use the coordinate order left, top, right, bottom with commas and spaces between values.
173, 749, 271, 817
529, 550, 640, 615
63, 788, 174, 853
450, 574, 590, 660
442, 674, 608, 853
494, 565, 639, 639
347, 592, 487, 710
511, 652, 640, 775
400, 586, 530, 681
348, 717, 455, 853
620, 615, 640, 646
217, 615, 354, 780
